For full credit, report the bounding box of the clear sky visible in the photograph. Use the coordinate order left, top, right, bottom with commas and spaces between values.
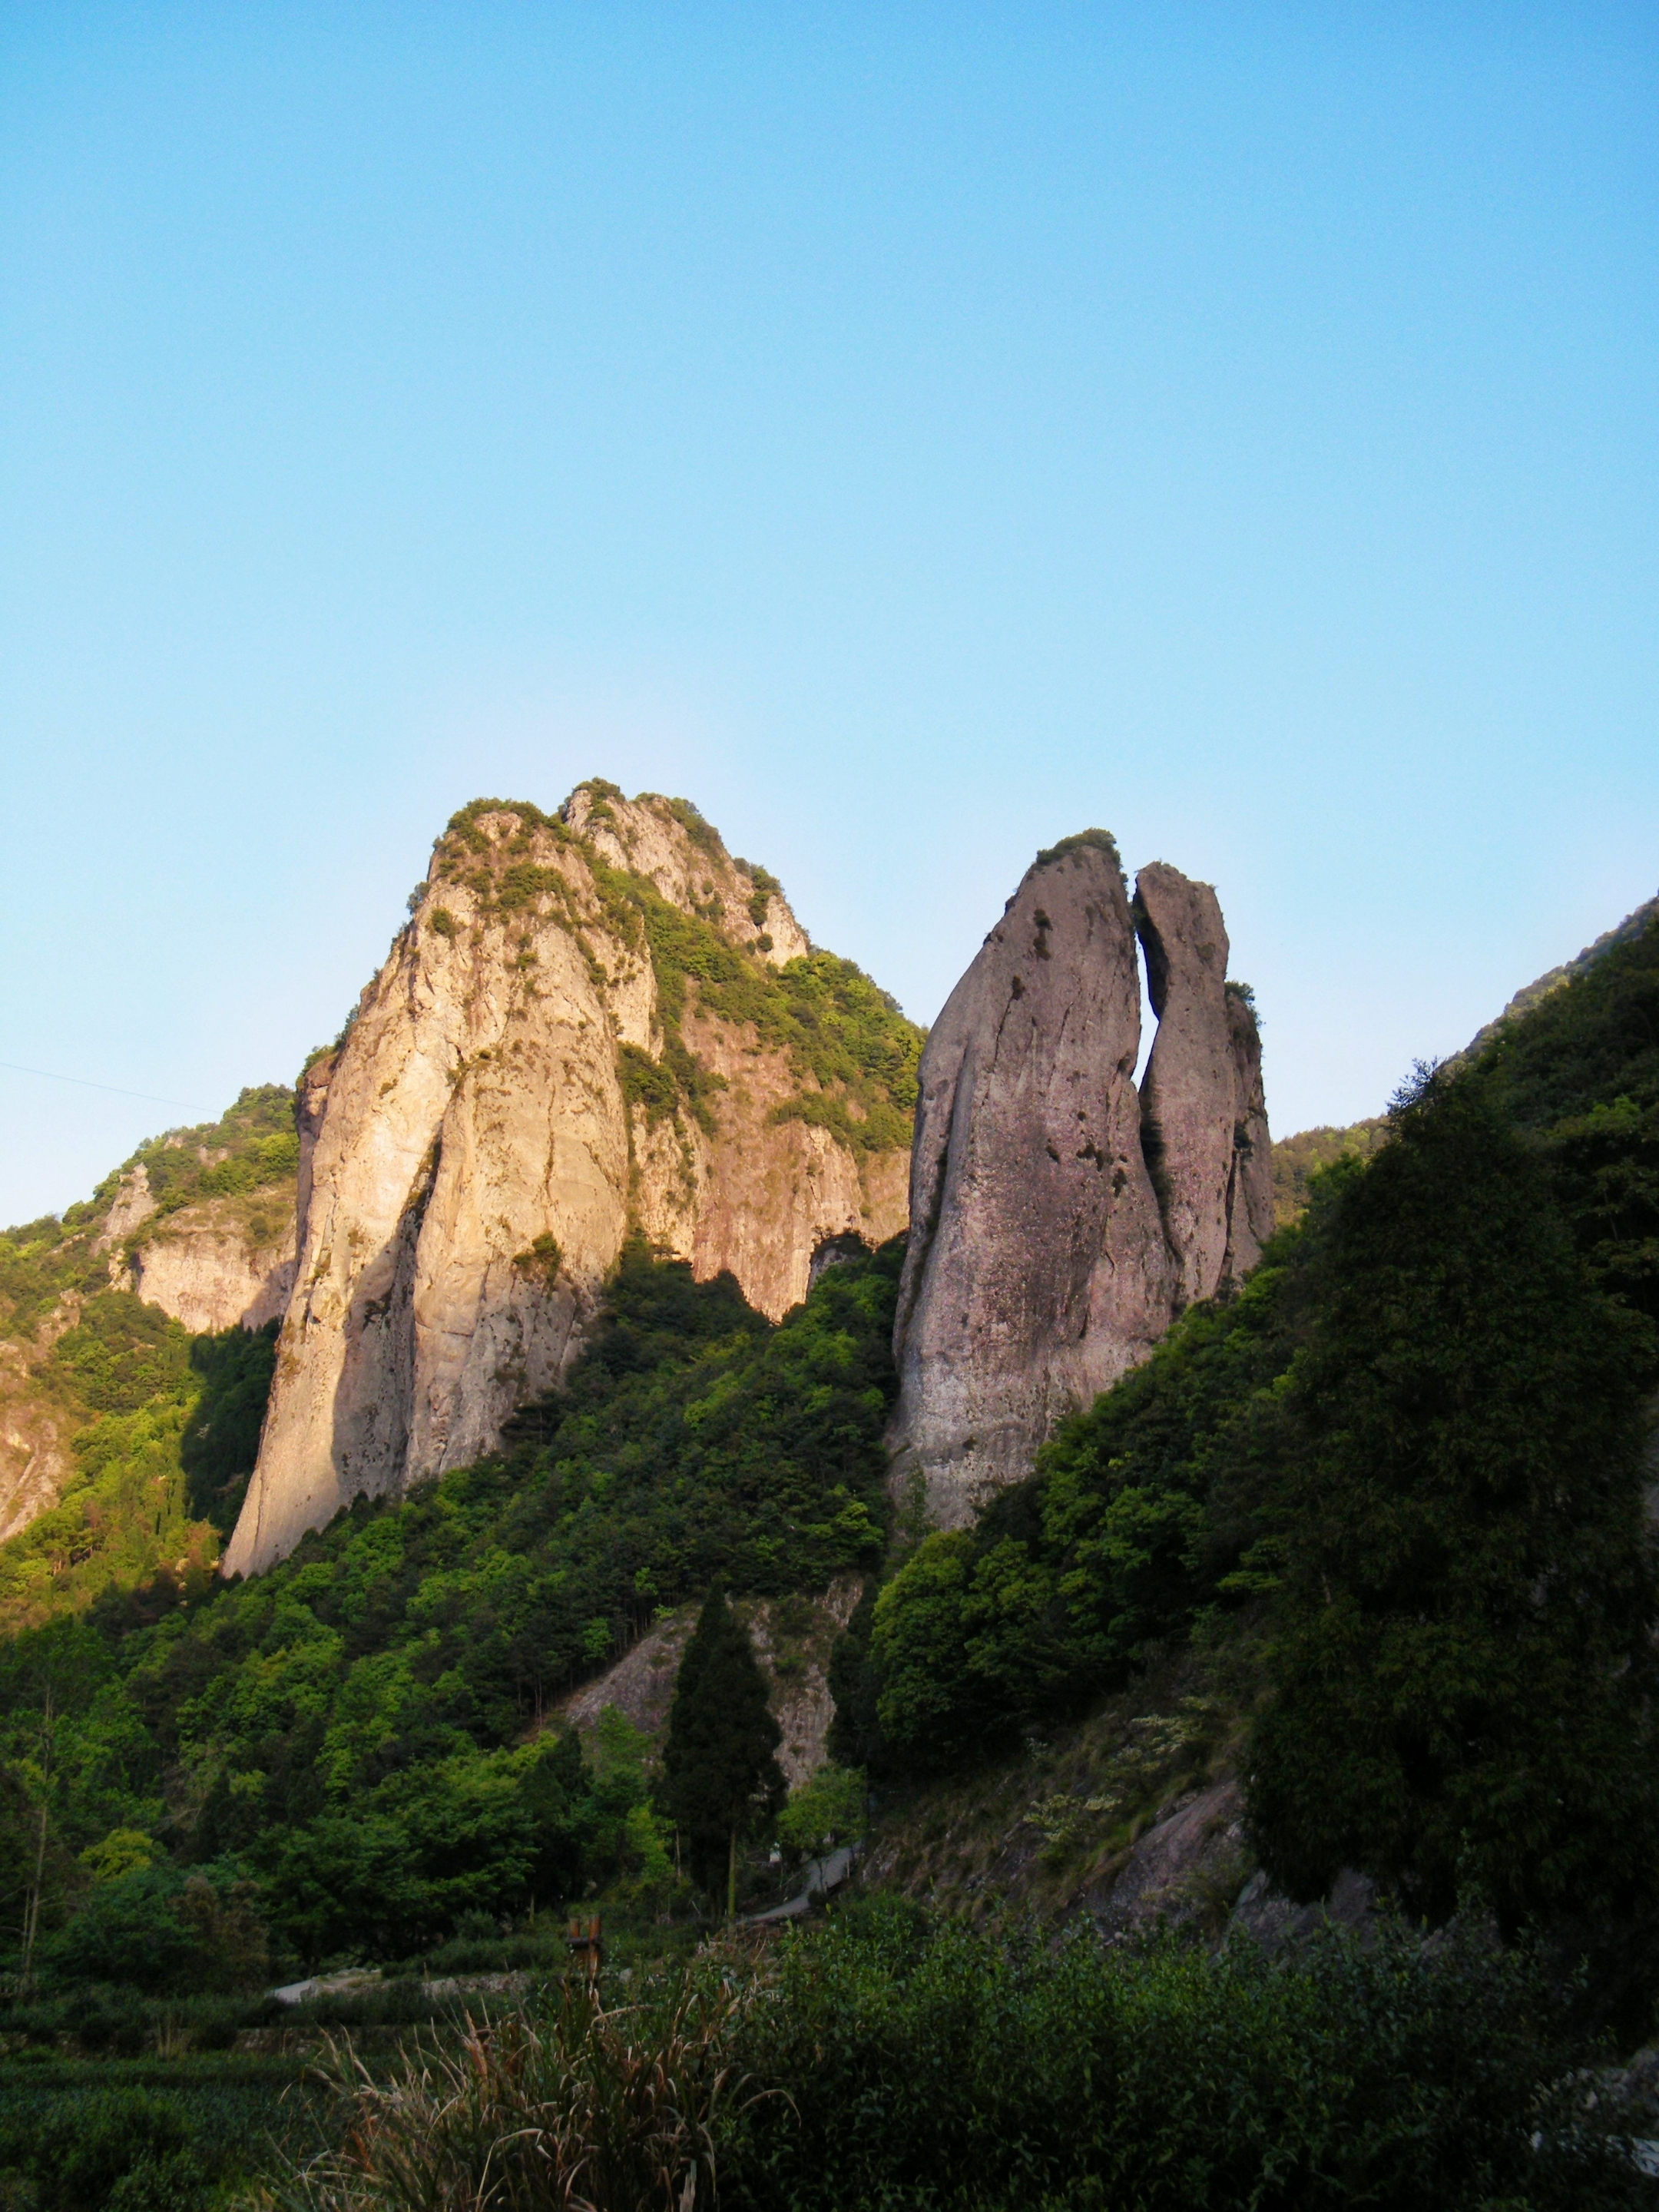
3, 3, 1655, 1226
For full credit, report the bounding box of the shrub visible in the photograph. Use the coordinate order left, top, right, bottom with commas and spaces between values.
22, 2087, 207, 2212
280, 1909, 1653, 2212
720, 1902, 1650, 2211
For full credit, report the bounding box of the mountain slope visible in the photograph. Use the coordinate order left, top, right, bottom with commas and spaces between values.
227, 786, 920, 1576
0, 1088, 300, 1599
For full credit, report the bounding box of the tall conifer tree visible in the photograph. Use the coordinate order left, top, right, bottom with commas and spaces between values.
661, 1585, 786, 1916
1247, 1066, 1659, 1929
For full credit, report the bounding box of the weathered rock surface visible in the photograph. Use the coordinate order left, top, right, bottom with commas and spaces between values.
1083, 1778, 1247, 1938
123, 1195, 297, 1333
1134, 863, 1272, 1305
889, 834, 1174, 1528
890, 836, 1270, 1527
92, 1166, 157, 1253
225, 790, 914, 1578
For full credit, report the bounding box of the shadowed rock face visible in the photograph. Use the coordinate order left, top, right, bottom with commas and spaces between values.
1223, 984, 1276, 1285
889, 836, 1174, 1528
891, 838, 1270, 1528
1135, 863, 1270, 1306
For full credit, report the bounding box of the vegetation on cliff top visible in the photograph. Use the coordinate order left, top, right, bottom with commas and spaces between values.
431, 793, 923, 1154
0, 1086, 296, 1337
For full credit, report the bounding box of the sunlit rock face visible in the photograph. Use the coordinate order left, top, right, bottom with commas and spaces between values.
889, 836, 1270, 1530
224, 788, 912, 1578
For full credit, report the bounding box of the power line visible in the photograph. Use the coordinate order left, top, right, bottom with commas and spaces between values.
0, 1060, 204, 1114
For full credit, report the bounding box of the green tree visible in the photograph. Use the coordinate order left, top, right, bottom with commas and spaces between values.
660, 1587, 784, 1916
1247, 1065, 1659, 1930
180, 1320, 280, 1534
777, 1763, 865, 1892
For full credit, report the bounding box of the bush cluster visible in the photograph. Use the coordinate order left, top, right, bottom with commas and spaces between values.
290, 1902, 1656, 2212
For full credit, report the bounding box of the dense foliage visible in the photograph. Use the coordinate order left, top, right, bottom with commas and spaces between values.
178, 1320, 280, 1537
1250, 1068, 1657, 1926
1269, 1115, 1386, 1226
862, 915, 1659, 1932
294, 1900, 1654, 2212
0, 1088, 300, 1628
0, 2061, 329, 2212
0, 1239, 901, 1972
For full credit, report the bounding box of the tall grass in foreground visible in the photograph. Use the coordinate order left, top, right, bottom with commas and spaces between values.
280, 1902, 1657, 2212
279, 1979, 760, 2212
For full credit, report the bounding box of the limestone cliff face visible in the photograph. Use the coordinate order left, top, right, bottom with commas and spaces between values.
225, 788, 916, 1578
890, 836, 1270, 1528
124, 1197, 297, 1333
889, 836, 1174, 1527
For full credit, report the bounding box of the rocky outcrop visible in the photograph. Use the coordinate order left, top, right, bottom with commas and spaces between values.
890, 835, 1270, 1528
123, 1196, 297, 1333
889, 834, 1174, 1527
224, 790, 916, 1578
1134, 863, 1273, 1305
91, 1167, 157, 1253
558, 1576, 860, 1790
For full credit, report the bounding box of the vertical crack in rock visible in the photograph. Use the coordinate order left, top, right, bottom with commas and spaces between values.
890, 836, 1272, 1533
889, 835, 1173, 1531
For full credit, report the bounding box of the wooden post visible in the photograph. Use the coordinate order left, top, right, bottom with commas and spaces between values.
565, 1912, 603, 1981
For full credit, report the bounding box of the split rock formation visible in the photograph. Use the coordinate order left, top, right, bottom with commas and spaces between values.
890, 833, 1270, 1528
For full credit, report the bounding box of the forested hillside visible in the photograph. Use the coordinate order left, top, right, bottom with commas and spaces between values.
856, 908, 1659, 1936
0, 1089, 299, 1616
0, 1238, 900, 1979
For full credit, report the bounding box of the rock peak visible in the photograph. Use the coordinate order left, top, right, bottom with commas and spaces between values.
889, 836, 1173, 1529
224, 788, 916, 1577
889, 836, 1271, 1528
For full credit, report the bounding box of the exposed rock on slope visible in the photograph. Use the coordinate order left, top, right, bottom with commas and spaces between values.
225, 788, 919, 1578
122, 1195, 296, 1333
558, 1576, 860, 1790
890, 835, 1269, 1528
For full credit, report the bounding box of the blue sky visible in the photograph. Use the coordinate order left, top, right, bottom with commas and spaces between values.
2, 2, 1655, 1224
